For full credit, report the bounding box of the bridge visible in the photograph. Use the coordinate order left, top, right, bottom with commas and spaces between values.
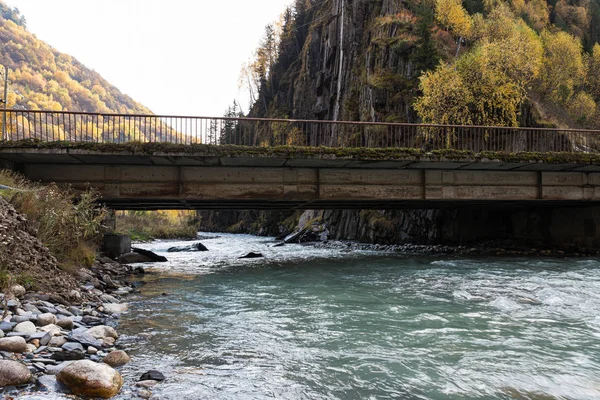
1, 110, 600, 210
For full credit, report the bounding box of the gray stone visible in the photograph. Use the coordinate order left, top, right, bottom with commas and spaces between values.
48, 336, 68, 347
57, 360, 124, 398
31, 358, 58, 365
100, 294, 119, 303
67, 307, 82, 316
37, 374, 72, 394
37, 313, 57, 327
23, 304, 41, 313
102, 303, 128, 314
7, 299, 19, 308
87, 346, 98, 354
13, 321, 36, 334
136, 380, 159, 388
62, 342, 84, 353
46, 361, 73, 376
68, 328, 102, 348
86, 326, 118, 341
38, 306, 57, 314
55, 307, 73, 317
0, 322, 14, 332
33, 362, 47, 372
56, 318, 74, 331
0, 360, 31, 387
7, 332, 29, 338
0, 337, 28, 353
12, 315, 31, 323
40, 324, 61, 336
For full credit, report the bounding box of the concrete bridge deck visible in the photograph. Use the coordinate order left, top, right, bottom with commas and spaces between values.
2, 147, 600, 210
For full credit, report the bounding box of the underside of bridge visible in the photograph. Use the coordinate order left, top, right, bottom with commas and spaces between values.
2, 148, 600, 210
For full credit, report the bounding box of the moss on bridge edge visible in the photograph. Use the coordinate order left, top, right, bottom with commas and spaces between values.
1, 140, 600, 165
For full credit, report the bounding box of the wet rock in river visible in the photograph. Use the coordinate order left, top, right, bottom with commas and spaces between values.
0, 360, 31, 387
239, 252, 264, 259
139, 370, 165, 381
37, 374, 72, 394
57, 360, 123, 398
102, 303, 128, 314
102, 350, 131, 367
167, 242, 209, 252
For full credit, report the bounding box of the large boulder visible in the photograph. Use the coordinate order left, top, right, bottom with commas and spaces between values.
0, 360, 31, 387
103, 350, 131, 367
167, 242, 209, 252
0, 337, 28, 353
57, 360, 123, 398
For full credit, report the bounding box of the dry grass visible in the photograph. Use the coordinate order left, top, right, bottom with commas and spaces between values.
116, 210, 199, 241
0, 169, 106, 270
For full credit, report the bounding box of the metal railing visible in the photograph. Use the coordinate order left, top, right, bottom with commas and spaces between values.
1, 110, 599, 153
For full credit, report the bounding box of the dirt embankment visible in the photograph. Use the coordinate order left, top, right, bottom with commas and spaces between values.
0, 197, 79, 301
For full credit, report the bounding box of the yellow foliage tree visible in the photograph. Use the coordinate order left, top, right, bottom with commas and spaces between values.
539, 30, 585, 104
568, 91, 596, 122
435, 0, 472, 38
414, 64, 474, 125
415, 10, 543, 127
587, 43, 600, 99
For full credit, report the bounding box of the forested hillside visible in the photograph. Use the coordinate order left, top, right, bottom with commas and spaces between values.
0, 1, 151, 114
241, 0, 600, 129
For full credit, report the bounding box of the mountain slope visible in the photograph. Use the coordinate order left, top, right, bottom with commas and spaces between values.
0, 1, 151, 114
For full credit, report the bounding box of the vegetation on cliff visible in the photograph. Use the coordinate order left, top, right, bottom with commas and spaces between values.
242, 0, 600, 131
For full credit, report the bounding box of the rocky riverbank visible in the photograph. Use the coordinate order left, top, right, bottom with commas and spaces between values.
0, 195, 167, 398
0, 256, 164, 399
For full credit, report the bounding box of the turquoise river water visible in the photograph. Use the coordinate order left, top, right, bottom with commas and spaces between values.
59, 234, 600, 399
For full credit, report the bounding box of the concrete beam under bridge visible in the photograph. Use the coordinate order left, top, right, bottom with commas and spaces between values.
17, 163, 600, 210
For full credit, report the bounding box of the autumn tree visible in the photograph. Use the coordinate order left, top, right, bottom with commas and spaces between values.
587, 43, 600, 99
434, 0, 472, 55
415, 9, 543, 127
539, 30, 585, 104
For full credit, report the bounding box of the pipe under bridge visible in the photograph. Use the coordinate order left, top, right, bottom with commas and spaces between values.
1, 111, 600, 210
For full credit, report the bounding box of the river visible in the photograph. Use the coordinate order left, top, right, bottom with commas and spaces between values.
106, 233, 600, 399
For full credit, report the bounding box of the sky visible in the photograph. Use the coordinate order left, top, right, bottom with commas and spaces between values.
4, 0, 292, 116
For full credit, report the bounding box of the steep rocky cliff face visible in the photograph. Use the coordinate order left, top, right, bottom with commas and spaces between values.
252, 0, 443, 123
230, 0, 600, 248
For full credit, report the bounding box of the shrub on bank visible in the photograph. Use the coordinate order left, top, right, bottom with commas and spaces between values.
0, 170, 106, 270
116, 210, 199, 241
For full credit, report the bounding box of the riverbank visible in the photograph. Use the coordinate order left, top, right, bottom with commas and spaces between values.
0, 177, 166, 398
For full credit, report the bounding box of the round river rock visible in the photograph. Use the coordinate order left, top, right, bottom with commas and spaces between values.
57, 360, 123, 398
